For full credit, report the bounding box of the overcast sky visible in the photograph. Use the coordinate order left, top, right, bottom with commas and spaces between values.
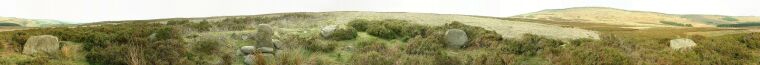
1, 0, 759, 23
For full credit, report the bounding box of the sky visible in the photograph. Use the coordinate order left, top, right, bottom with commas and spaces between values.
1, 0, 759, 23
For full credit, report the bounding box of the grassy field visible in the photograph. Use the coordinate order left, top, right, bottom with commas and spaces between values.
1, 12, 759, 65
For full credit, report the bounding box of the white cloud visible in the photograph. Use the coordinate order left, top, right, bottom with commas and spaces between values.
0, 0, 758, 23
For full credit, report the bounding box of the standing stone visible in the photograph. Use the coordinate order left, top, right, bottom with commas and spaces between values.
669, 38, 697, 49
23, 35, 61, 55
321, 25, 338, 38
445, 29, 468, 48
255, 24, 275, 48
241, 46, 256, 55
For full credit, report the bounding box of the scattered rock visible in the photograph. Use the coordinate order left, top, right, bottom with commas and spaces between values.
243, 55, 255, 65
255, 24, 275, 48
321, 25, 338, 38
23, 35, 61, 55
669, 38, 697, 49
243, 53, 275, 65
445, 29, 468, 48
147, 33, 158, 40
241, 46, 256, 55
258, 47, 275, 53
273, 39, 285, 49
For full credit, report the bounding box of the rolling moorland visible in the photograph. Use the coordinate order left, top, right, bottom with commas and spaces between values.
1, 7, 760, 65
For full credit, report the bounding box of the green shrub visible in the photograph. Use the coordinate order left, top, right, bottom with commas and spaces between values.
722, 17, 739, 21
440, 21, 503, 48
350, 51, 395, 65
434, 52, 463, 65
348, 19, 425, 40
742, 33, 760, 49
403, 35, 444, 55
0, 23, 21, 26
306, 40, 338, 52
348, 19, 371, 31
355, 39, 388, 52
718, 22, 760, 27
660, 21, 692, 27
193, 39, 222, 55
366, 25, 397, 39
325, 26, 358, 40
190, 21, 212, 32
502, 34, 563, 56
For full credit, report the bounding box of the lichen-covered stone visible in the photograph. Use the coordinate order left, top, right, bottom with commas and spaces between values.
23, 35, 61, 55
445, 29, 468, 48
255, 24, 275, 48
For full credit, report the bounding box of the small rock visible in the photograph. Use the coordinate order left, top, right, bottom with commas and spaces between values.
23, 35, 61, 55
445, 29, 468, 48
669, 38, 697, 49
273, 39, 285, 49
321, 25, 338, 38
243, 55, 255, 65
258, 47, 275, 53
241, 46, 256, 54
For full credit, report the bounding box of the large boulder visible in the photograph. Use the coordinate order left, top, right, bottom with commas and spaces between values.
445, 29, 468, 48
255, 24, 275, 48
241, 46, 256, 55
22, 35, 61, 55
321, 25, 338, 37
669, 38, 697, 49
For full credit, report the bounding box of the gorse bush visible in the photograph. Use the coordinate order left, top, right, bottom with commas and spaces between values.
348, 19, 502, 48
403, 35, 444, 55
348, 19, 426, 40
660, 21, 693, 27
742, 32, 760, 49
356, 39, 388, 52
440, 22, 503, 48
351, 51, 395, 65
325, 26, 358, 40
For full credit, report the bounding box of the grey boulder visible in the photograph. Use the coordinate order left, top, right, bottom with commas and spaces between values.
445, 29, 468, 48
23, 35, 61, 55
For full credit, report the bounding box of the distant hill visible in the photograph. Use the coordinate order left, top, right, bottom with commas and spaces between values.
509, 7, 760, 27
0, 17, 69, 27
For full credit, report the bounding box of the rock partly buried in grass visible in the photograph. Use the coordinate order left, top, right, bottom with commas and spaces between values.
241, 46, 256, 55
258, 47, 275, 53
256, 24, 275, 48
445, 29, 468, 48
321, 25, 338, 37
23, 35, 61, 55
669, 38, 697, 49
244, 54, 255, 65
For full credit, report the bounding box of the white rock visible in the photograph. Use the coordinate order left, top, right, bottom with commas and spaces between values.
321, 25, 338, 38
669, 38, 697, 49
